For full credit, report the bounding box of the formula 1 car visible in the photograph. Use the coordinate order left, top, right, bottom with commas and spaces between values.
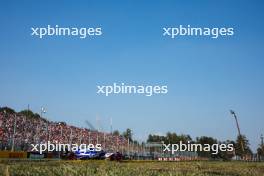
75, 148, 106, 160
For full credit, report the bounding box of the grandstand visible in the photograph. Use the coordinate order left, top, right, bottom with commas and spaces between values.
0, 107, 127, 153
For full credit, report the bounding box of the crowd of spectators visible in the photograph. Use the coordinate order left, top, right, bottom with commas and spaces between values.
0, 108, 128, 152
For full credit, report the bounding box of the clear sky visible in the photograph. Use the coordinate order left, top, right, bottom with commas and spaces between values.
0, 0, 264, 151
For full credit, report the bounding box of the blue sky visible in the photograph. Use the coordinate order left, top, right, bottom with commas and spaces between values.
0, 0, 264, 151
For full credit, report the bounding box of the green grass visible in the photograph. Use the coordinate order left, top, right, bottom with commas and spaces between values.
0, 160, 264, 176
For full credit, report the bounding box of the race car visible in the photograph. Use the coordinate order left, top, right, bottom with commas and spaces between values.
75, 148, 106, 160
105, 152, 123, 161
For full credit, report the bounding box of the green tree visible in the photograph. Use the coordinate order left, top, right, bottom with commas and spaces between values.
257, 143, 264, 160
147, 134, 166, 143
235, 135, 252, 157
147, 132, 192, 144
19, 110, 35, 118
0, 107, 16, 114
113, 130, 120, 136
177, 134, 192, 143
123, 128, 133, 141
218, 140, 235, 161
196, 136, 218, 158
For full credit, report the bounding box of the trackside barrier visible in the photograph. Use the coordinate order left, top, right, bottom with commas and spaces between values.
158, 157, 208, 161
0, 151, 27, 158
29, 153, 44, 159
